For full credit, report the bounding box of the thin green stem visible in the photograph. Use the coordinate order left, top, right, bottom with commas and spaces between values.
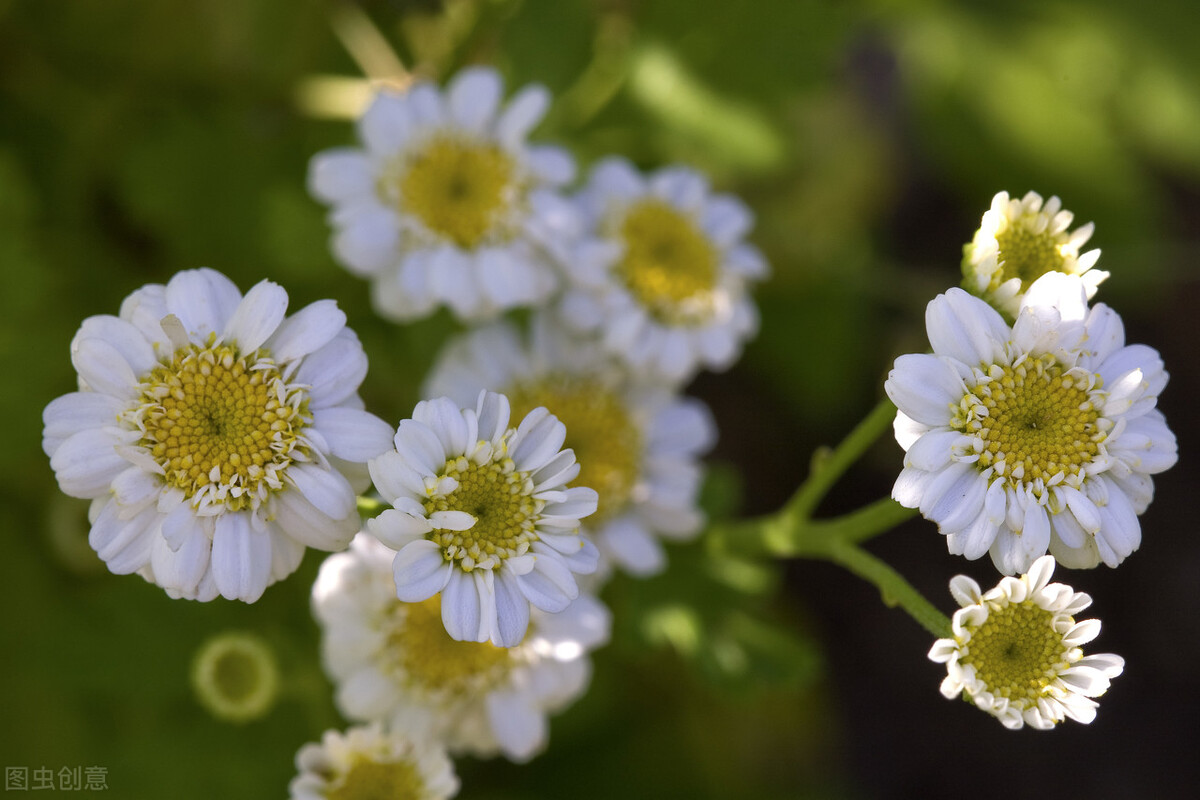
785, 397, 896, 521
820, 539, 952, 639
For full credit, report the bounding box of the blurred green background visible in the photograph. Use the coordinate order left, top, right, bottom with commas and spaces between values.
2, 0, 1198, 797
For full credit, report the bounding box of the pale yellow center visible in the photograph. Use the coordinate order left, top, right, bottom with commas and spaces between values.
959, 600, 1071, 705
995, 222, 1066, 291
387, 595, 514, 693
508, 376, 640, 523
327, 758, 424, 800
424, 455, 542, 570
399, 136, 515, 249
617, 199, 718, 322
134, 341, 308, 511
963, 356, 1101, 487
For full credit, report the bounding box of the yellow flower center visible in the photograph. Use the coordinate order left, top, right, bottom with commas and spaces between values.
507, 376, 641, 523
327, 758, 424, 800
386, 595, 516, 694
995, 221, 1067, 291
616, 199, 718, 323
130, 340, 309, 512
398, 136, 516, 249
958, 356, 1103, 489
958, 600, 1072, 706
424, 453, 542, 570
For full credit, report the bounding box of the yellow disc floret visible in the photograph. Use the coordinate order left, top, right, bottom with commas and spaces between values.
397, 136, 517, 249
128, 338, 310, 513
424, 453, 542, 570
327, 757, 425, 800
508, 376, 640, 523
994, 223, 1067, 292
386, 595, 517, 695
616, 199, 718, 324
958, 600, 1073, 707
956, 355, 1104, 490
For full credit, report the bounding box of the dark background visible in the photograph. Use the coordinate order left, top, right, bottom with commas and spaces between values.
1, 1, 1197, 797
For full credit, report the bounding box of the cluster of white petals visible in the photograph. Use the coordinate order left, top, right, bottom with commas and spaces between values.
929, 556, 1124, 730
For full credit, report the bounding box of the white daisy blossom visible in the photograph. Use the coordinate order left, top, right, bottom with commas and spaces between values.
367, 390, 600, 647
886, 272, 1177, 574
962, 190, 1107, 319
42, 268, 394, 602
308, 66, 577, 323
422, 316, 716, 578
555, 156, 768, 384
313, 534, 610, 762
928, 555, 1125, 730
289, 722, 459, 800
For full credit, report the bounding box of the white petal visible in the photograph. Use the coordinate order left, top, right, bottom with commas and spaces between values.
287, 463, 356, 521
447, 66, 502, 132
266, 300, 346, 363
516, 552, 577, 612
222, 280, 288, 353
925, 288, 1008, 367
495, 84, 549, 146
50, 428, 127, 498
308, 148, 375, 203
71, 338, 138, 400
392, 540, 452, 601
359, 91, 413, 155
368, 450, 428, 503
165, 268, 242, 340
512, 407, 567, 472
485, 690, 547, 762
297, 329, 369, 408
885, 354, 962, 426
42, 392, 125, 458
72, 315, 158, 377
367, 507, 433, 550
273, 489, 357, 550
599, 517, 665, 576
212, 512, 273, 602
412, 397, 471, 459
311, 407, 394, 463
441, 569, 489, 642
493, 567, 531, 647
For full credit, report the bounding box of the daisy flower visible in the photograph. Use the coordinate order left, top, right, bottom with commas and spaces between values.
962, 190, 1106, 319
308, 66, 576, 322
423, 315, 716, 577
885, 272, 1177, 574
313, 534, 610, 762
555, 156, 768, 384
929, 555, 1124, 730
366, 390, 599, 646
42, 268, 393, 602
289, 722, 459, 800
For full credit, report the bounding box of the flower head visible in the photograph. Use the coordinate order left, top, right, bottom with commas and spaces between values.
885, 273, 1176, 574
313, 534, 609, 762
555, 157, 768, 384
929, 555, 1124, 730
308, 66, 576, 322
42, 268, 394, 601
422, 316, 716, 578
289, 722, 459, 800
190, 631, 279, 723
367, 390, 599, 647
962, 191, 1106, 319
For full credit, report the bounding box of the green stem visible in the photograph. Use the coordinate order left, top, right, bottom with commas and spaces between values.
786, 396, 897, 520
819, 539, 952, 639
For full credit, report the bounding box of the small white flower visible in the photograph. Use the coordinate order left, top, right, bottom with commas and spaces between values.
308, 66, 577, 322
422, 316, 716, 578
313, 534, 609, 762
42, 268, 394, 602
929, 555, 1124, 730
885, 272, 1177, 574
289, 722, 459, 800
555, 156, 768, 384
367, 390, 599, 646
962, 190, 1106, 319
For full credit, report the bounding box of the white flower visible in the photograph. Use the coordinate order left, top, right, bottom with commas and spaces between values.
885, 272, 1177, 574
313, 534, 610, 762
289, 722, 459, 800
422, 315, 716, 578
42, 268, 394, 602
308, 66, 576, 322
962, 190, 1106, 319
555, 156, 768, 384
367, 390, 599, 646
929, 555, 1125, 730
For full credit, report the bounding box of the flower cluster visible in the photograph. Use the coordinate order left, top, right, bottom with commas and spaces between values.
43, 63, 768, 797
889, 192, 1176, 728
